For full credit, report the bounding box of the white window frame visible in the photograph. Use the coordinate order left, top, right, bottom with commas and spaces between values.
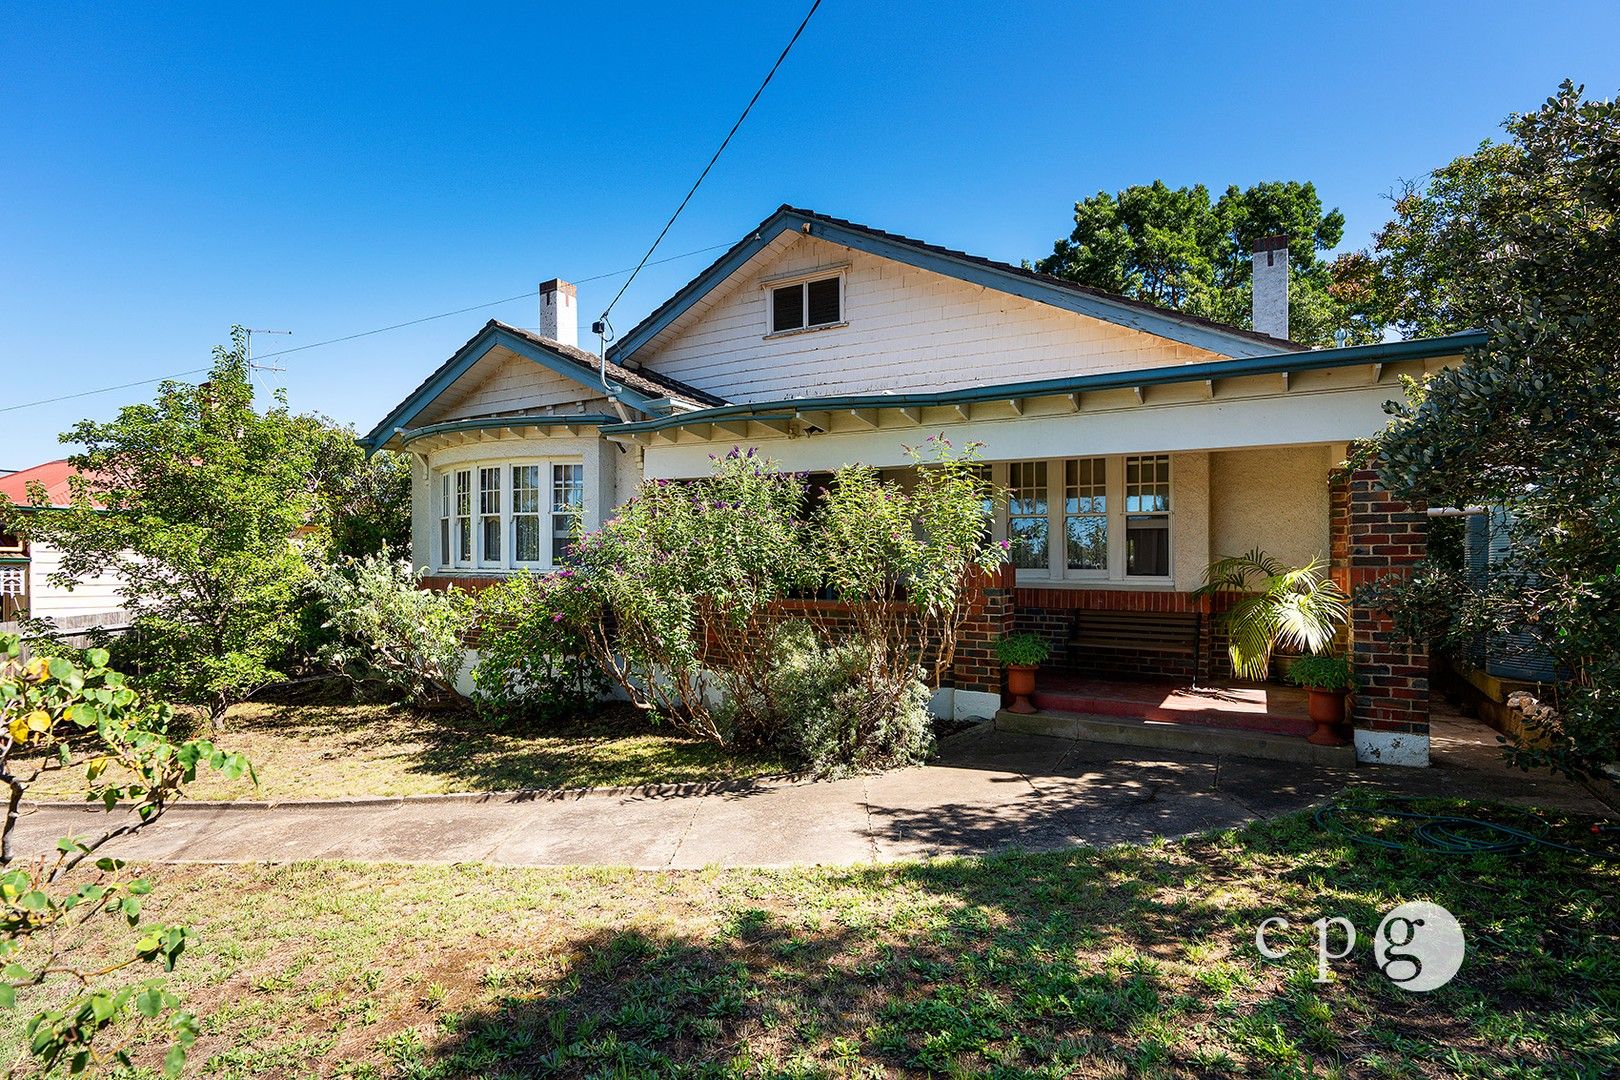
453, 469, 473, 569
762, 269, 847, 338
432, 457, 584, 573
437, 474, 451, 569
550, 463, 585, 564
993, 455, 1174, 587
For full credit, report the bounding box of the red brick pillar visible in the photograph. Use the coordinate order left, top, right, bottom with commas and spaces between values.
1342, 466, 1430, 766
951, 563, 1015, 714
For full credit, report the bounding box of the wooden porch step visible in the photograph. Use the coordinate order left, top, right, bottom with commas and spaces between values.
996, 708, 1357, 768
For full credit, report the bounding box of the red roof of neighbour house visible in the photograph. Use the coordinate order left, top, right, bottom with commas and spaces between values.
0, 460, 86, 508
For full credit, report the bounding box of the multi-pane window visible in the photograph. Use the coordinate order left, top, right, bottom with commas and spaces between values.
478, 467, 502, 564
1007, 461, 1049, 570
1125, 454, 1171, 578
1064, 458, 1107, 572
999, 455, 1173, 582
436, 461, 583, 571
770, 275, 842, 333
454, 470, 473, 565
438, 474, 451, 568
512, 465, 543, 564
551, 464, 585, 562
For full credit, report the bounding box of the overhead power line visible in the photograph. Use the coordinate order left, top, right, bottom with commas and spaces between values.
596, 0, 824, 328
0, 240, 736, 416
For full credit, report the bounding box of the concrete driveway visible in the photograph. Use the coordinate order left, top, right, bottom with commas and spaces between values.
12, 714, 1608, 869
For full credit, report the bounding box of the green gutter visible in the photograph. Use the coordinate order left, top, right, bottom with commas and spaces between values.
394, 414, 623, 447
602, 331, 1485, 437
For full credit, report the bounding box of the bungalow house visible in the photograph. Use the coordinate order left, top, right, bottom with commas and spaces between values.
0, 460, 127, 632
367, 206, 1472, 767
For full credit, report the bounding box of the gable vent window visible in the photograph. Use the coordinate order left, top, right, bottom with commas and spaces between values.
770, 275, 842, 334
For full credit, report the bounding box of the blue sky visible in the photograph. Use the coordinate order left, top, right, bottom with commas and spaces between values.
4, 1, 1617, 466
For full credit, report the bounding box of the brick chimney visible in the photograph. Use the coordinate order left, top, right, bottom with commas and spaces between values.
1251, 235, 1289, 340
539, 279, 578, 348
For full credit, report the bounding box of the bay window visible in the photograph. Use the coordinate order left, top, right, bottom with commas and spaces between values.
997, 454, 1173, 583
435, 458, 584, 571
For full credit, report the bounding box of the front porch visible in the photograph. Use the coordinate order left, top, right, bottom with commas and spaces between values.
994, 674, 1357, 767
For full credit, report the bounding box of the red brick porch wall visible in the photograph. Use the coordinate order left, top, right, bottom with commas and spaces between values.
1338, 466, 1430, 738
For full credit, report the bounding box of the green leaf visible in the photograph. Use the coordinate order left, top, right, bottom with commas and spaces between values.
163, 1043, 187, 1077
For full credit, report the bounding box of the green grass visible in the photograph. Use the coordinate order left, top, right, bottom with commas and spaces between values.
2, 799, 1615, 1077
21, 701, 793, 802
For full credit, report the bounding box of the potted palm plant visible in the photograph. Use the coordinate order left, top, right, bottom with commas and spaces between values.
1197, 548, 1349, 682
1287, 655, 1356, 745
994, 632, 1051, 714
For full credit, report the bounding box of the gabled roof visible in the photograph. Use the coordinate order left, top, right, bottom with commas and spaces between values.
1, 460, 80, 508
607, 205, 1307, 366
363, 320, 726, 452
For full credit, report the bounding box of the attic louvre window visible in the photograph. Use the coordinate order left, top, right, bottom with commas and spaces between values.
770, 275, 842, 334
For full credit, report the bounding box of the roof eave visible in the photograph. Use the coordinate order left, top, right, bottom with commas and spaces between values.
601, 331, 1486, 438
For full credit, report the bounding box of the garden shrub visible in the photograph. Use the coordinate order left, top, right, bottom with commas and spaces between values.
470, 572, 609, 724
562, 449, 816, 746
311, 551, 473, 710
770, 621, 933, 776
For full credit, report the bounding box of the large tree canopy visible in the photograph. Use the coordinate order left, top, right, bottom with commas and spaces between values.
1364, 82, 1620, 777
1033, 180, 1363, 346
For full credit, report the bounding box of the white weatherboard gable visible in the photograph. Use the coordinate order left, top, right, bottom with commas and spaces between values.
634, 234, 1230, 403
413, 346, 614, 427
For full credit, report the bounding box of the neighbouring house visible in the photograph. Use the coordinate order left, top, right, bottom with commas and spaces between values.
367, 205, 1476, 767
0, 460, 127, 632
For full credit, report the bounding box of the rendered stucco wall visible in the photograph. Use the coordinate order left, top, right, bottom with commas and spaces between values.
1209, 446, 1332, 569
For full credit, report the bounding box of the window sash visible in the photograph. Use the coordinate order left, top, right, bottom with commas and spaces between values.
769, 275, 841, 333
454, 470, 473, 565
512, 465, 543, 565
1000, 456, 1171, 582
551, 463, 584, 563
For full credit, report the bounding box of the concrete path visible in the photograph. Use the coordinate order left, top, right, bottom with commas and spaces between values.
12, 713, 1609, 869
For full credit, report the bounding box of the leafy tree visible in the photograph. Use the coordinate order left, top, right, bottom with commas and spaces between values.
298, 415, 412, 559
1034, 180, 1365, 345
1328, 142, 1522, 339
0, 635, 252, 1076
4, 329, 317, 727
1363, 82, 1620, 777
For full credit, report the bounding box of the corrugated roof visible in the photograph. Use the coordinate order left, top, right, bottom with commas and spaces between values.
0, 459, 79, 508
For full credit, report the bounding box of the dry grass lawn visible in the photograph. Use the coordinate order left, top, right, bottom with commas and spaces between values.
0, 800, 1614, 1077
21, 701, 792, 802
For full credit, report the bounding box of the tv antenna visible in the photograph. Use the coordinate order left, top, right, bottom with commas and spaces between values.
244, 328, 292, 372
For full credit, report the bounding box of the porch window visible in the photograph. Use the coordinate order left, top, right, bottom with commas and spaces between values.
512, 465, 543, 565
994, 454, 1174, 584
1064, 457, 1107, 572
551, 463, 585, 563
1007, 461, 1049, 570
478, 467, 502, 565
454, 469, 473, 566
1125, 454, 1170, 577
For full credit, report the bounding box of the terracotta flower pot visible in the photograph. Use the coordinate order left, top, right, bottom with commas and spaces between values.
1006, 663, 1039, 714
1305, 687, 1350, 746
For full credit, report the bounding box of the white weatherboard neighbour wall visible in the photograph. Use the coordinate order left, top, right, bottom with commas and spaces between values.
26, 541, 124, 621
633, 235, 1229, 402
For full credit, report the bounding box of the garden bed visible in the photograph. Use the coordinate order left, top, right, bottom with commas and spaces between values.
20, 701, 792, 802
3, 802, 1614, 1076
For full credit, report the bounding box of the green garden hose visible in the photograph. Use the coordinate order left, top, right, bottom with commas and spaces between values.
1314, 798, 1620, 859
